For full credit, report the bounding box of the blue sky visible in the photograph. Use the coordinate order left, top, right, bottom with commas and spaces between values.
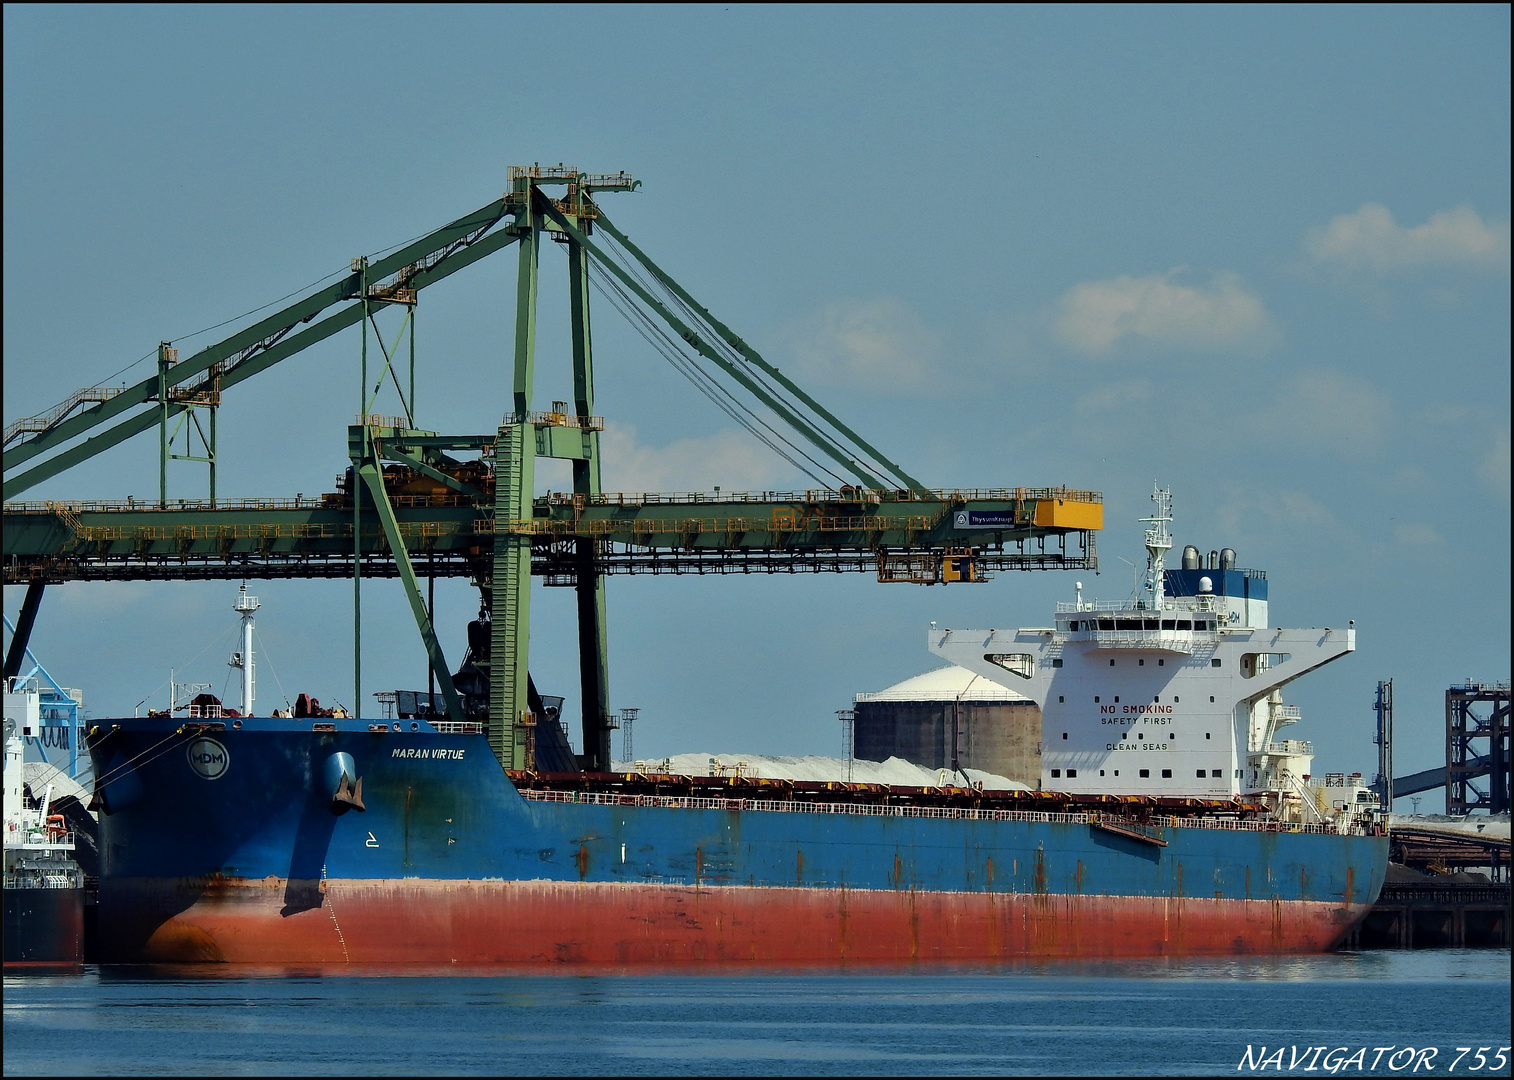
4, 6, 1509, 803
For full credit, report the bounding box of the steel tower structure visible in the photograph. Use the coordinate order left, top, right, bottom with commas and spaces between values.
4, 168, 1103, 773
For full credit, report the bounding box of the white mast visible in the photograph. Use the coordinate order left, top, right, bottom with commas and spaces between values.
231, 586, 260, 716
1140, 484, 1173, 612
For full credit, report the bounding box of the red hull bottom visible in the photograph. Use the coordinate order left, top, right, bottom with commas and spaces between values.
103, 878, 1371, 964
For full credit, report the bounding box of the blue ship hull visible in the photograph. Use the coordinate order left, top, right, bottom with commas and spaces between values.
88, 716, 1387, 964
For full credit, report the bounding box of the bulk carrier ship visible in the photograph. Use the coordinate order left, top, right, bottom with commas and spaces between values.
85, 487, 1387, 964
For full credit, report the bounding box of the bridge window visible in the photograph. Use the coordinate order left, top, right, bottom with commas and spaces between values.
1177, 620, 1192, 630
1162, 620, 1175, 630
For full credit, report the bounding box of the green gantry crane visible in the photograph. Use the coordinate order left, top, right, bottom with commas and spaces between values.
3, 166, 1101, 773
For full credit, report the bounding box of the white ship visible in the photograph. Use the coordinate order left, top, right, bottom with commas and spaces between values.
4, 679, 86, 965
932, 485, 1376, 825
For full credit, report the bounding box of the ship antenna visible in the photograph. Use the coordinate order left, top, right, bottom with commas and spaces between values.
1139, 484, 1173, 612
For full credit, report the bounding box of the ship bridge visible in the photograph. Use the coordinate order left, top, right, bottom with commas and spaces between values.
930, 486, 1354, 802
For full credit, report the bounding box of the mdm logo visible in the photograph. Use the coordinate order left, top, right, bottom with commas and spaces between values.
186, 737, 229, 780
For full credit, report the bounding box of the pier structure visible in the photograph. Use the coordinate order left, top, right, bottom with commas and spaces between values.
1346, 824, 1511, 949
1446, 682, 1509, 816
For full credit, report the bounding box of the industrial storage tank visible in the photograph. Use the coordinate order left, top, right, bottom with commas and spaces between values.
853, 666, 1041, 787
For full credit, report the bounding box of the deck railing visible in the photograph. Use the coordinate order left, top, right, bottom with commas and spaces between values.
516, 788, 1366, 835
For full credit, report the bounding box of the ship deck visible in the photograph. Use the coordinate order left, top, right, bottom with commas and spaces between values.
508, 770, 1274, 821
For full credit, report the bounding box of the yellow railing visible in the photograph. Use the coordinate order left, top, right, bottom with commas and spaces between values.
488, 514, 938, 536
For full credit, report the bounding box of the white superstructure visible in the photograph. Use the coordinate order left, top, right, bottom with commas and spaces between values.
4, 683, 79, 885
931, 485, 1353, 801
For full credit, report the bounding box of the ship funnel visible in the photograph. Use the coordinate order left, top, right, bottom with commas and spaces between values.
1208, 550, 1219, 570
1181, 545, 1200, 570
1220, 548, 1236, 570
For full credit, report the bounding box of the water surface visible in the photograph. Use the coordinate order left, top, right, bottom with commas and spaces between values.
5, 952, 1510, 1076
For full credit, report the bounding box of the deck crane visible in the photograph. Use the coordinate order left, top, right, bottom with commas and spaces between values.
3, 166, 1102, 772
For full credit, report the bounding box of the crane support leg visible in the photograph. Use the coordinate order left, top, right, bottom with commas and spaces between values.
569, 239, 612, 770
490, 421, 534, 768
575, 545, 610, 769
3, 580, 46, 682
356, 461, 466, 723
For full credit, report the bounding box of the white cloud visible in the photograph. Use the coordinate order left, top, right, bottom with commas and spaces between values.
1480, 426, 1511, 499
597, 422, 792, 495
1393, 523, 1443, 547
1259, 371, 1393, 460
1053, 269, 1271, 355
1215, 489, 1342, 544
789, 298, 941, 390
1306, 203, 1511, 275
